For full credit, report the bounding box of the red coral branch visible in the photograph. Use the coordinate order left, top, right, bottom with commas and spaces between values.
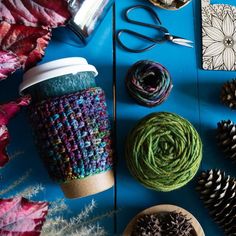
0, 0, 71, 28
0, 22, 51, 69
0, 0, 70, 79
0, 96, 31, 167
0, 50, 21, 80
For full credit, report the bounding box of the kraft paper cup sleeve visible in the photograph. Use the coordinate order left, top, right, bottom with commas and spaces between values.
60, 170, 114, 199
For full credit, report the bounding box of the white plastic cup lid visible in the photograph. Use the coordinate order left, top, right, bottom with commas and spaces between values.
19, 57, 98, 94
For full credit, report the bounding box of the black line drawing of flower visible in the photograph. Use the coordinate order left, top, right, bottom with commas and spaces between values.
202, 4, 236, 71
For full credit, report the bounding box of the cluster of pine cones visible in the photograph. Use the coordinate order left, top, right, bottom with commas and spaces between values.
132, 211, 195, 236
195, 79, 236, 235
210, 79, 236, 233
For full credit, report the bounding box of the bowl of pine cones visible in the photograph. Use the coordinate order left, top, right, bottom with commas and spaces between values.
148, 0, 191, 10
123, 204, 205, 236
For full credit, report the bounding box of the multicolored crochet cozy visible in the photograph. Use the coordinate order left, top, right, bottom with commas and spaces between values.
29, 87, 113, 183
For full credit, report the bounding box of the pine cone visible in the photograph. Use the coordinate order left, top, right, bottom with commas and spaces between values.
221, 79, 236, 109
216, 120, 236, 161
161, 212, 194, 236
132, 214, 161, 236
196, 169, 236, 236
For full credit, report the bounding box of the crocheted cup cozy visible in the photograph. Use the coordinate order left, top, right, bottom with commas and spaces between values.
29, 87, 114, 198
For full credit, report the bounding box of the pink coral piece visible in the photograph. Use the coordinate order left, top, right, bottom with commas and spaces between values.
0, 96, 30, 167
0, 0, 71, 28
0, 50, 21, 80
0, 197, 48, 236
0, 21, 51, 69
0, 0, 70, 79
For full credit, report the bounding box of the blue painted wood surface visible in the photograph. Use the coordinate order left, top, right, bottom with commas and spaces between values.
116, 0, 235, 235
0, 0, 236, 235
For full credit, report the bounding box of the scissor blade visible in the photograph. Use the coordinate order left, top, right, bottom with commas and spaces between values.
172, 38, 194, 48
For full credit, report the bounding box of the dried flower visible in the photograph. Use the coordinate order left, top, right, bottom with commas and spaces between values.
41, 200, 108, 236
14, 184, 45, 199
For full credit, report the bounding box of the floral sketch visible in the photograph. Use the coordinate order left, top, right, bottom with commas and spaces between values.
202, 3, 236, 71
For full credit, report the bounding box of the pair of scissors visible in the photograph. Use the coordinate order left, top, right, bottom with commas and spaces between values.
117, 5, 193, 53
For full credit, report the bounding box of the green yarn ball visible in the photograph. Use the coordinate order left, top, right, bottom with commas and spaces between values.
125, 112, 202, 192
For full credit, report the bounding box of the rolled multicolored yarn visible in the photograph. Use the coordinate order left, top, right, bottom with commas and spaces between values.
125, 112, 202, 192
29, 87, 113, 183
126, 60, 172, 107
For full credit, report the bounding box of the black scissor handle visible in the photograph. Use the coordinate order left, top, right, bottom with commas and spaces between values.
116, 4, 170, 53
117, 29, 159, 53
125, 5, 162, 26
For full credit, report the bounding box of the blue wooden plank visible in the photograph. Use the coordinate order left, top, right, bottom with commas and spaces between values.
115, 0, 205, 234
0, 7, 115, 235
